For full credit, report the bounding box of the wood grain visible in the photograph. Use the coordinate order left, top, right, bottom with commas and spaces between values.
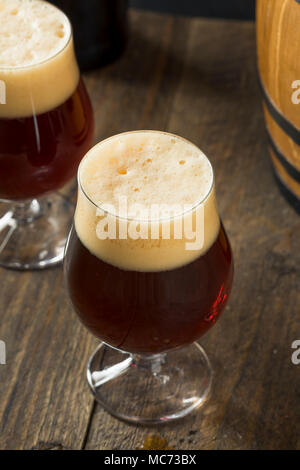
256, 0, 300, 128
1, 9, 300, 450
257, 0, 300, 205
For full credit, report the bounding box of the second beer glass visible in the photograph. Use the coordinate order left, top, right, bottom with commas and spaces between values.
0, 0, 94, 269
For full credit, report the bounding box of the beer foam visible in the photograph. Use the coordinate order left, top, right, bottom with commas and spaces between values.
0, 0, 79, 118
75, 131, 220, 272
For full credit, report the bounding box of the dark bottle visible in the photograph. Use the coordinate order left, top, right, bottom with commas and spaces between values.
50, 0, 129, 71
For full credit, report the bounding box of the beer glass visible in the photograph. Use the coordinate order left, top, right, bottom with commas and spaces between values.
0, 0, 94, 269
64, 131, 233, 423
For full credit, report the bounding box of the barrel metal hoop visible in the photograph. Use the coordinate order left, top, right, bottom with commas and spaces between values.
272, 168, 300, 214
258, 74, 300, 146
267, 131, 300, 183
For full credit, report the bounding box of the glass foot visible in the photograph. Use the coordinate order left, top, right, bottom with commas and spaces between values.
0, 194, 74, 270
87, 342, 213, 424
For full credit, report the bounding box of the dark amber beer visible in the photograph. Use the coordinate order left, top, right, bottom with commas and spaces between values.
0, 0, 94, 201
65, 131, 233, 354
66, 224, 233, 354
0, 80, 93, 200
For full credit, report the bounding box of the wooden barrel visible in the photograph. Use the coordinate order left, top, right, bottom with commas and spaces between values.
256, 0, 300, 213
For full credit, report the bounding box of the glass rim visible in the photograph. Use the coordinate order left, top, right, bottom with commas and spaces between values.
77, 130, 215, 223
0, 0, 73, 72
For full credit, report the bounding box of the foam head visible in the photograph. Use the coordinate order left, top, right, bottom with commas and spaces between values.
0, 0, 79, 118
76, 131, 220, 272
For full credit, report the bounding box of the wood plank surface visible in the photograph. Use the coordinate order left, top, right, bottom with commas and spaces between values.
1, 9, 300, 450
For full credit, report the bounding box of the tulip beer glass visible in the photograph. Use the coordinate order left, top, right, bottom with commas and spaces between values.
65, 131, 233, 423
0, 0, 94, 269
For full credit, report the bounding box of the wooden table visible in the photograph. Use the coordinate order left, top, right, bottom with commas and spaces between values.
1, 9, 300, 451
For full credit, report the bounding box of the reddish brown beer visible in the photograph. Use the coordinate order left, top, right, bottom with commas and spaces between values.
65, 224, 233, 354
0, 79, 93, 201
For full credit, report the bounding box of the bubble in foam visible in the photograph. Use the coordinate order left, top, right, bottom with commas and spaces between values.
0, 0, 71, 68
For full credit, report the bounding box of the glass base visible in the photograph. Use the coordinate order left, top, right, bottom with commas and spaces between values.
0, 194, 74, 270
87, 342, 212, 424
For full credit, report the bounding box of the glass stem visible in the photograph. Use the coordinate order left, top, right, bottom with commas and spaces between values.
13, 199, 43, 224
132, 353, 167, 375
